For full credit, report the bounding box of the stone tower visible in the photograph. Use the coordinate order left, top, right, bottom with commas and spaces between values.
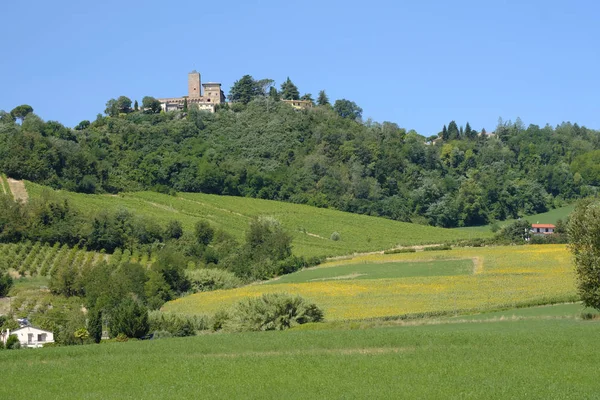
188, 70, 201, 98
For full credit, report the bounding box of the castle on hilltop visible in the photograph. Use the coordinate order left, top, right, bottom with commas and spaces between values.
158, 70, 225, 113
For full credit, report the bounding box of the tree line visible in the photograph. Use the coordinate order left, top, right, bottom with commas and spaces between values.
1, 75, 600, 228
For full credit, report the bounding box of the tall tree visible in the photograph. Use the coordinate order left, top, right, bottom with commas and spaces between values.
465, 122, 474, 139
300, 93, 314, 104
441, 125, 448, 140
183, 98, 188, 112
268, 86, 280, 101
134, 100, 139, 112
280, 77, 300, 100
142, 96, 162, 114
317, 90, 330, 106
333, 99, 362, 121
228, 75, 261, 104
447, 121, 459, 140
569, 199, 600, 310
10, 104, 34, 122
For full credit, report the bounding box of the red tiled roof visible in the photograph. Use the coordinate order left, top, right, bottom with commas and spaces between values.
531, 224, 555, 228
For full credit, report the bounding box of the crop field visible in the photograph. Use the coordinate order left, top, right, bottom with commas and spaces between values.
25, 182, 492, 258
1, 318, 600, 399
163, 245, 577, 320
0, 242, 157, 279
268, 259, 473, 284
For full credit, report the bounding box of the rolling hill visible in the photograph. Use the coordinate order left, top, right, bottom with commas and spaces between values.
25, 182, 492, 258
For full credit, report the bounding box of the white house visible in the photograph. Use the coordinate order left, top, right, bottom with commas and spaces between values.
1, 326, 54, 348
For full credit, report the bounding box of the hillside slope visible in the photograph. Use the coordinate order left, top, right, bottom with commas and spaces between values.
25, 182, 492, 258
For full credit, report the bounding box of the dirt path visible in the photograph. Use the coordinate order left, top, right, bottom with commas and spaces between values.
7, 178, 28, 202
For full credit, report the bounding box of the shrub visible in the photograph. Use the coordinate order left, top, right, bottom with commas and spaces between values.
223, 293, 324, 332
330, 232, 341, 241
5, 334, 20, 349
424, 245, 452, 251
115, 333, 128, 342
148, 311, 208, 336
186, 268, 241, 293
211, 310, 230, 332
383, 248, 416, 254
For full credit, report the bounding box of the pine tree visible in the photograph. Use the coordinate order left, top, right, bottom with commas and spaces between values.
183, 98, 188, 112
447, 120, 459, 140
317, 90, 330, 106
269, 86, 280, 101
465, 122, 474, 139
441, 125, 448, 140
280, 77, 300, 100
88, 307, 103, 343
134, 100, 139, 111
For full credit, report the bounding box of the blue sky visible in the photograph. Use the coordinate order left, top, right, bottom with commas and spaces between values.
1, 0, 599, 135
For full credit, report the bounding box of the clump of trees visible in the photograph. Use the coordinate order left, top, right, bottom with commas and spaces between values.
568, 199, 600, 310
2, 76, 599, 229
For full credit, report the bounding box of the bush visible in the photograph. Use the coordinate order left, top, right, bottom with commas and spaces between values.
186, 268, 241, 293
383, 248, 416, 254
5, 334, 20, 349
115, 333, 128, 342
223, 293, 324, 332
423, 245, 452, 251
148, 311, 208, 336
330, 232, 341, 241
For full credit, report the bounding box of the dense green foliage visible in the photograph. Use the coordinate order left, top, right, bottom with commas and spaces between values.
222, 293, 324, 332
568, 199, 600, 310
3, 83, 598, 228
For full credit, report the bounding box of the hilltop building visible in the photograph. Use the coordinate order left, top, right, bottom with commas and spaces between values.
158, 70, 225, 113
281, 99, 314, 110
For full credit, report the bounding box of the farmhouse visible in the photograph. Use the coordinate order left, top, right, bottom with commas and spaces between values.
1, 326, 54, 348
531, 223, 555, 235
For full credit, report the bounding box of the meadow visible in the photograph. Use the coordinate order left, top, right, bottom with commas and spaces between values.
457, 203, 575, 234
163, 244, 577, 320
1, 318, 599, 399
25, 181, 492, 258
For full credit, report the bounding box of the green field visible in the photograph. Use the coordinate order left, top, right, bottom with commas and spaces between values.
269, 259, 473, 284
25, 181, 491, 258
164, 245, 577, 320
448, 302, 599, 321
1, 318, 599, 399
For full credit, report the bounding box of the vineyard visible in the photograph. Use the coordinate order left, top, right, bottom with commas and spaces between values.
24, 181, 493, 258
0, 242, 165, 279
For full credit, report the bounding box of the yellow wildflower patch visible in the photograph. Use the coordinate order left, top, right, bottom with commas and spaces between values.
163, 245, 577, 321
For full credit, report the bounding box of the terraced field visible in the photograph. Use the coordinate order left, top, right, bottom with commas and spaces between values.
163, 244, 577, 320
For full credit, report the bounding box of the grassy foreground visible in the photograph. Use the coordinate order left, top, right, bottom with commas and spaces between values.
1, 318, 599, 399
25, 182, 491, 258
164, 244, 577, 320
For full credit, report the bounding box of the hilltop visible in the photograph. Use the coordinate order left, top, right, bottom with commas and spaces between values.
2, 91, 599, 230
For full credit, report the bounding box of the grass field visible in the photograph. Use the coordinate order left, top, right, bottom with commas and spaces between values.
163, 244, 577, 320
457, 204, 575, 233
24, 181, 492, 258
1, 318, 599, 399
268, 259, 473, 284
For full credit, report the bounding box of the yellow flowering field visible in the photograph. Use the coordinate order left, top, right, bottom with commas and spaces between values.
163, 245, 577, 321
